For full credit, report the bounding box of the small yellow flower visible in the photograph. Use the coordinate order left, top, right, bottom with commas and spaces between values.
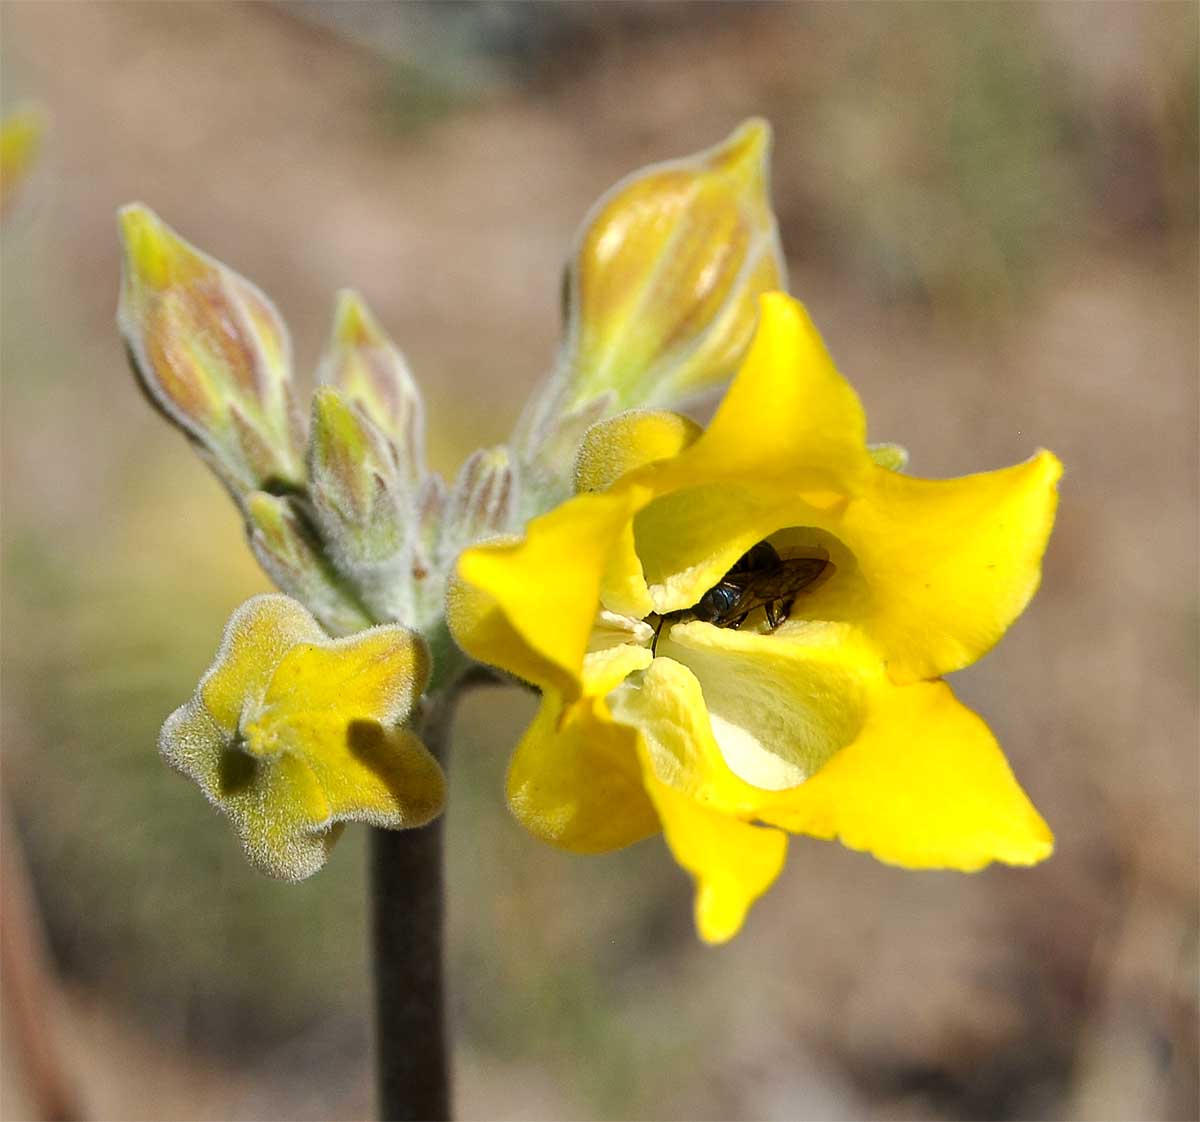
450, 293, 1060, 943
162, 594, 445, 879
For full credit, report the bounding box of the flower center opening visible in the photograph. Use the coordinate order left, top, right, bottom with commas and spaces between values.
647, 527, 856, 655
631, 527, 867, 789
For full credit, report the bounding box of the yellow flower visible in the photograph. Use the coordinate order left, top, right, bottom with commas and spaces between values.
450, 293, 1060, 943
162, 594, 445, 879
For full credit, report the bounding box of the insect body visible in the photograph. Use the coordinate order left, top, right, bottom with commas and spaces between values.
651, 540, 830, 654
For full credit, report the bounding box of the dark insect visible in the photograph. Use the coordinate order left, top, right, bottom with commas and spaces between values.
651, 540, 830, 654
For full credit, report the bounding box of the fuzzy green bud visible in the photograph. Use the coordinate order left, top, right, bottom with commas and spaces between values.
317, 290, 425, 491
443, 446, 516, 558
117, 204, 306, 501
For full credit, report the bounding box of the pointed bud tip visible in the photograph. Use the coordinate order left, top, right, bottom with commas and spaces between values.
310, 385, 368, 462
707, 118, 772, 180
118, 204, 209, 292
310, 382, 345, 414
476, 445, 512, 472
332, 289, 385, 348
1, 106, 48, 175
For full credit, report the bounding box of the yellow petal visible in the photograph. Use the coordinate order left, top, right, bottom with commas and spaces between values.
842, 450, 1063, 682
161, 689, 339, 881
507, 692, 660, 853
630, 479, 789, 614
224, 753, 340, 882
621, 292, 873, 613
574, 409, 702, 619
575, 409, 702, 494
200, 595, 324, 730
259, 624, 429, 725
303, 722, 445, 829
582, 641, 653, 696
760, 679, 1054, 870
445, 562, 572, 693
662, 619, 870, 790
450, 490, 640, 696
643, 770, 787, 944
608, 656, 765, 816
671, 292, 870, 488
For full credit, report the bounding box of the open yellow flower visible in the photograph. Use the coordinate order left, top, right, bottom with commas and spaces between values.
450, 293, 1060, 943
162, 594, 445, 879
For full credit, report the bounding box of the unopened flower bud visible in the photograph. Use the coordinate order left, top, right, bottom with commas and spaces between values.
561, 118, 785, 415
117, 205, 306, 500
317, 290, 425, 490
443, 446, 516, 557
307, 386, 407, 563
1, 106, 48, 218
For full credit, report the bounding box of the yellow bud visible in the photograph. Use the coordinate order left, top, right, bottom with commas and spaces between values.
562, 119, 785, 412
117, 204, 305, 499
0, 106, 48, 217
318, 290, 425, 488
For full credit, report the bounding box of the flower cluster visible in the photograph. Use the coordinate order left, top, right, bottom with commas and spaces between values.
123, 121, 786, 881
121, 119, 1059, 935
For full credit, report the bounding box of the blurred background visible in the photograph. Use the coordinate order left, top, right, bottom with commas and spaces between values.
1, 3, 1196, 1119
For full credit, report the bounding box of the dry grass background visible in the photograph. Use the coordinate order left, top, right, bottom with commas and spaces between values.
1, 4, 1196, 1120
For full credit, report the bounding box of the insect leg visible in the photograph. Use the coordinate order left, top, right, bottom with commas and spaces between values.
766, 597, 800, 630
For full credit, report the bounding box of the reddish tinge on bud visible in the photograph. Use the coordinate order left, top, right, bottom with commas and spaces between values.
117, 204, 306, 500
560, 118, 785, 413
317, 290, 425, 493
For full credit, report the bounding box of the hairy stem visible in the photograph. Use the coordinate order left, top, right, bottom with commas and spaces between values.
370, 693, 455, 1121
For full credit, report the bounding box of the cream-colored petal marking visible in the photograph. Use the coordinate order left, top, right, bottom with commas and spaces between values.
586, 609, 654, 654
661, 619, 871, 790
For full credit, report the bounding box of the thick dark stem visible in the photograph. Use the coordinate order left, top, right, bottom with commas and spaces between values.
370, 696, 454, 1122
